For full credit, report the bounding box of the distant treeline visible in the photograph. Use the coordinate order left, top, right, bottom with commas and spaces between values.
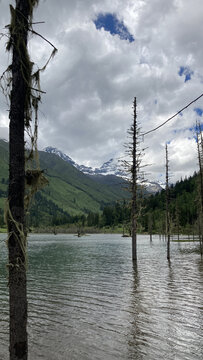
25, 171, 200, 234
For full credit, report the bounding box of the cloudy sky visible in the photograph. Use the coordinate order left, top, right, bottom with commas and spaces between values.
0, 0, 203, 183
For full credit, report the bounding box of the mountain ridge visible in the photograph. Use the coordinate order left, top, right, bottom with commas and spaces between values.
43, 146, 164, 193
0, 139, 129, 225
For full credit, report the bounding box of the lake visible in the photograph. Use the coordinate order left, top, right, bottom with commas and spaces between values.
0, 233, 202, 359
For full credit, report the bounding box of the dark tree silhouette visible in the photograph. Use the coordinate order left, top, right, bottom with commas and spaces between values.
7, 1, 35, 358
124, 97, 145, 260
196, 121, 203, 256
131, 98, 138, 260
165, 144, 170, 261
1, 3, 55, 355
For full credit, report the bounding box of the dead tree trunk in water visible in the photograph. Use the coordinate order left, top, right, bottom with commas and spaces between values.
148, 213, 153, 242
196, 122, 203, 256
165, 144, 170, 261
2, 1, 54, 358
175, 201, 180, 241
132, 98, 137, 261
8, 1, 30, 358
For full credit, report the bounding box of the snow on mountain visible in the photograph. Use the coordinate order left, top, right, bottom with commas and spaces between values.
77, 164, 95, 174
44, 147, 77, 167
93, 158, 126, 177
43, 146, 163, 193
43, 147, 124, 176
143, 181, 164, 193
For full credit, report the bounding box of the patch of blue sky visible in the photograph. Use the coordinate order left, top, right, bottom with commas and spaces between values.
172, 124, 202, 135
94, 13, 134, 42
172, 127, 187, 134
194, 107, 203, 116
193, 124, 203, 142
195, 123, 203, 131
178, 66, 194, 82
189, 123, 203, 133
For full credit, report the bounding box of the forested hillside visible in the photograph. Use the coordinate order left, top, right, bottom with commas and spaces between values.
30, 172, 200, 232
0, 139, 129, 227
0, 139, 200, 233
99, 173, 200, 234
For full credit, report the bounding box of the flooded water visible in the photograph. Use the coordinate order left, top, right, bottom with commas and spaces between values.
0, 233, 202, 359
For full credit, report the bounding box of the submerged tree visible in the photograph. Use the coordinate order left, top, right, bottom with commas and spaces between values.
196, 121, 203, 256
7, 2, 35, 358
165, 144, 170, 261
175, 201, 180, 241
123, 97, 146, 260
0, 1, 56, 358
148, 213, 153, 242
131, 98, 138, 260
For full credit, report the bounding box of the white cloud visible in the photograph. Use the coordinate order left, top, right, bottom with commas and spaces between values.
0, 0, 202, 183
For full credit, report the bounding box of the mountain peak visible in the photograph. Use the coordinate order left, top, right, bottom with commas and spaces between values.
43, 146, 162, 193
43, 146, 124, 176
43, 146, 76, 167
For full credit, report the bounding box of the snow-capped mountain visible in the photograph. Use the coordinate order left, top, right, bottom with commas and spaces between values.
143, 181, 164, 193
95, 158, 126, 176
43, 147, 124, 176
44, 146, 77, 167
43, 146, 163, 193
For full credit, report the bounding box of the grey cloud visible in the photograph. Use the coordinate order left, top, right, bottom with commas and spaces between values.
0, 0, 202, 182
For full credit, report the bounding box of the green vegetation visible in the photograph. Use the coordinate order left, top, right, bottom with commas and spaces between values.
29, 171, 201, 235
99, 173, 200, 235
141, 173, 200, 234
0, 139, 129, 230
0, 139, 200, 234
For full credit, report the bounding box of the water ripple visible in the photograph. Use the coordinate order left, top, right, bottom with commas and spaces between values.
0, 234, 202, 360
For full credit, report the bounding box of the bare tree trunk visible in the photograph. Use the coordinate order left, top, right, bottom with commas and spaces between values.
132, 97, 137, 261
148, 213, 153, 242
8, 1, 29, 358
175, 201, 180, 241
196, 122, 203, 256
165, 144, 170, 261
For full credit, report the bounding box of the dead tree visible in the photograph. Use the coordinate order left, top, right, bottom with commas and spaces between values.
131, 98, 138, 260
196, 122, 203, 211
148, 213, 153, 242
175, 201, 180, 241
124, 97, 145, 260
165, 144, 170, 261
0, 1, 56, 358
7, 2, 33, 358
196, 121, 203, 256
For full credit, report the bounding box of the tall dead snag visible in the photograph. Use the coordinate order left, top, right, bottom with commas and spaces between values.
132, 98, 138, 260
7, 2, 32, 358
196, 121, 203, 256
124, 97, 145, 261
165, 144, 170, 261
148, 213, 153, 242
0, 1, 56, 359
175, 201, 180, 241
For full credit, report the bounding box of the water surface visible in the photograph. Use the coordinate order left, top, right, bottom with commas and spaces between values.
0, 234, 202, 359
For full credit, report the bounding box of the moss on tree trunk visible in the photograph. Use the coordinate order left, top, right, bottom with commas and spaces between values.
8, 1, 30, 358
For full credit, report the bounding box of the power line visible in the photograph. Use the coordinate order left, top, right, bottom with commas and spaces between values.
142, 93, 203, 136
